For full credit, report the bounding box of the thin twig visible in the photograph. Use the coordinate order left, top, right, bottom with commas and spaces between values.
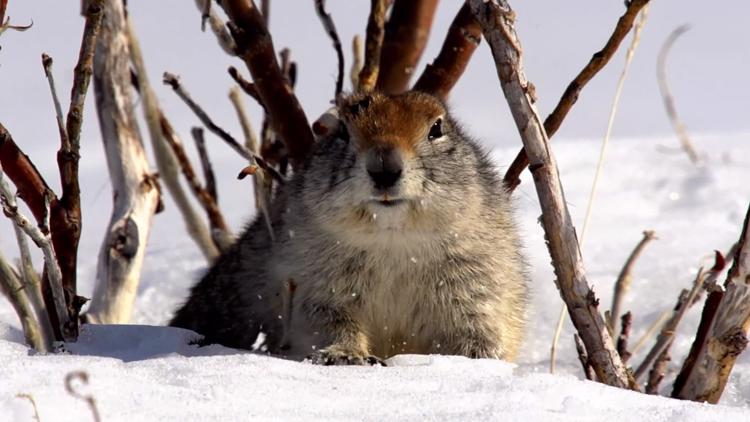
610, 230, 657, 333
503, 0, 652, 191
580, 6, 649, 248
162, 72, 285, 185
200, 0, 211, 31
0, 164, 68, 341
228, 66, 265, 109
631, 309, 670, 356
314, 0, 344, 97
220, 0, 314, 167
550, 303, 566, 374
413, 3, 482, 99
617, 311, 633, 364
574, 333, 596, 381
42, 54, 69, 151
657, 25, 700, 165
14, 393, 41, 422
229, 86, 260, 155
65, 371, 101, 422
194, 0, 236, 55
0, 17, 33, 36
0, 248, 47, 351
634, 268, 705, 381
128, 17, 219, 261
160, 115, 233, 252
190, 128, 217, 203
645, 341, 670, 394
549, 6, 649, 371
358, 0, 388, 92
350, 35, 363, 89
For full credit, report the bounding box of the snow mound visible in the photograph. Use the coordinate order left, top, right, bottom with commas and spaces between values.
1, 323, 745, 422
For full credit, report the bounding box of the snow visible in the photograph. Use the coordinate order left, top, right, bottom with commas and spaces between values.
2, 133, 750, 420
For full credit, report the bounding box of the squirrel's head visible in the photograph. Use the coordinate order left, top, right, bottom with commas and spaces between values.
300, 91, 492, 247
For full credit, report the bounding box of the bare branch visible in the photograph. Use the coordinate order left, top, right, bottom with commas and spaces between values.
503, 0, 651, 191
228, 87, 260, 158
228, 66, 265, 109
42, 54, 69, 152
200, 0, 211, 31
162, 72, 285, 185
358, 0, 388, 92
127, 16, 219, 261
161, 116, 234, 252
190, 128, 217, 203
0, 248, 48, 351
14, 393, 41, 422
469, 0, 630, 389
377, 0, 438, 94
350, 35, 363, 89
0, 164, 69, 342
610, 230, 657, 333
413, 3, 482, 99
645, 343, 670, 394
617, 311, 633, 364
672, 204, 750, 403
634, 268, 705, 381
219, 0, 314, 167
194, 0, 236, 55
65, 371, 101, 422
314, 0, 344, 97
657, 25, 700, 165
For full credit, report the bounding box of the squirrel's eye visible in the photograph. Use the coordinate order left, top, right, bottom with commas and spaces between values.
428, 118, 443, 141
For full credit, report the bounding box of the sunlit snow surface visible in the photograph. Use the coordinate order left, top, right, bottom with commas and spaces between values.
2, 135, 750, 420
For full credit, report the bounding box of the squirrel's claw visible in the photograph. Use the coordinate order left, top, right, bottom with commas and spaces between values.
306, 349, 387, 366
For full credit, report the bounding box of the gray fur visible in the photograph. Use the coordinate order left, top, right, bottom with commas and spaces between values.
170, 91, 529, 364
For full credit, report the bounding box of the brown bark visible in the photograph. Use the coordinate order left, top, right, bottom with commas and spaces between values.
191, 128, 217, 203
469, 0, 631, 389
503, 0, 651, 191
672, 203, 750, 403
160, 116, 232, 246
635, 270, 704, 381
413, 3, 482, 99
358, 0, 389, 92
0, 0, 7, 24
617, 311, 633, 364
218, 0, 314, 168
376, 0, 438, 94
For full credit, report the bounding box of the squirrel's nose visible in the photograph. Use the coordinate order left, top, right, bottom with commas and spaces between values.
366, 147, 403, 190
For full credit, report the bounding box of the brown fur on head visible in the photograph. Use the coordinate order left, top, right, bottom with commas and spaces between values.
337, 91, 446, 155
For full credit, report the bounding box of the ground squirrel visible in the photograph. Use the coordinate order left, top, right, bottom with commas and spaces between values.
170, 91, 528, 365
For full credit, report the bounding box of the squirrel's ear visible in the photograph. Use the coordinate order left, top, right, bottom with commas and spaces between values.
428, 118, 443, 141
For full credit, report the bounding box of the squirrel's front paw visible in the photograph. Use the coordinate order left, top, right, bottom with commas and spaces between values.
307, 347, 386, 366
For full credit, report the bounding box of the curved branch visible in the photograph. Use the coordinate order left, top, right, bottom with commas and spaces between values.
219, 0, 314, 167
503, 0, 651, 191
413, 3, 482, 99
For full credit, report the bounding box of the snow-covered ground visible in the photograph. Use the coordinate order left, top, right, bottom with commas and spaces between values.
2, 133, 750, 421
